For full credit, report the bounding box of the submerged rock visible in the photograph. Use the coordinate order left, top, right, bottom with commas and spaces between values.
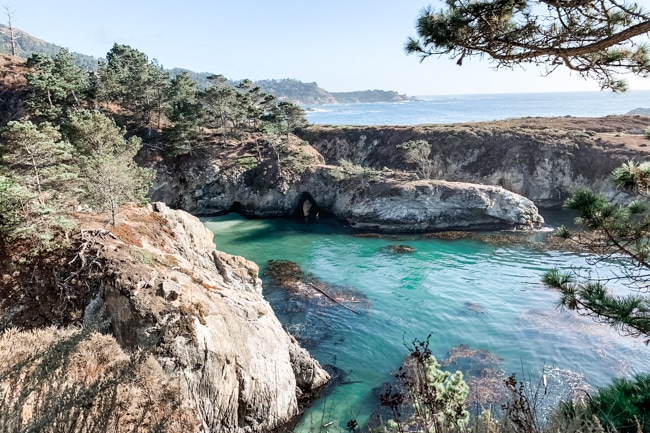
463, 301, 487, 314
264, 259, 369, 309
439, 345, 507, 406
383, 244, 416, 254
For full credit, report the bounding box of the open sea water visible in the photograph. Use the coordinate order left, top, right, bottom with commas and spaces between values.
306, 90, 650, 125
206, 92, 650, 432
205, 216, 650, 433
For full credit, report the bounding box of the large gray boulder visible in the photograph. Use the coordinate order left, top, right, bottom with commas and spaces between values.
95, 203, 329, 432
331, 179, 543, 232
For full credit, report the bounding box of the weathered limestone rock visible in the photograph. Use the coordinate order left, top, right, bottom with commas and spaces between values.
95, 203, 329, 433
150, 165, 543, 232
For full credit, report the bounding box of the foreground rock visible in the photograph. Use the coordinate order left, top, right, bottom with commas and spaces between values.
0, 203, 329, 433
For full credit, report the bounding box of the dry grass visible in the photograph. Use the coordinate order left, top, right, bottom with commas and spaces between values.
0, 326, 200, 433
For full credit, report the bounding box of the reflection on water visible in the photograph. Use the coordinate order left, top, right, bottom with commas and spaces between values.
203, 214, 650, 432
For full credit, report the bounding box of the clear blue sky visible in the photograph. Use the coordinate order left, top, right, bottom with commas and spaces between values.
7, 0, 650, 96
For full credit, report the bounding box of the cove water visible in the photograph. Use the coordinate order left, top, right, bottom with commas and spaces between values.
204, 215, 650, 432
306, 90, 650, 125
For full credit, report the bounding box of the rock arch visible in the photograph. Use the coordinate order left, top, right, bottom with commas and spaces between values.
295, 193, 320, 221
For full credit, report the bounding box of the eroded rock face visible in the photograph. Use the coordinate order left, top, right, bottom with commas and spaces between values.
331, 179, 542, 232
298, 119, 650, 208
150, 164, 543, 232
93, 203, 330, 433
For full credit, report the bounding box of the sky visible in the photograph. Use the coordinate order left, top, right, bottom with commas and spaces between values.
6, 0, 650, 96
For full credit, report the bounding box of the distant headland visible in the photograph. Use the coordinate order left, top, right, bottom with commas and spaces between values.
0, 23, 416, 106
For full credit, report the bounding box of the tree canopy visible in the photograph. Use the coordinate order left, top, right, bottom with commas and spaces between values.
406, 0, 650, 91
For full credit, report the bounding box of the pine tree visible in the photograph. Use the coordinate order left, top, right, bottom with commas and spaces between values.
406, 0, 650, 91
66, 110, 154, 225
98, 44, 169, 136
164, 71, 203, 155
543, 161, 650, 342
0, 121, 77, 243
25, 49, 89, 121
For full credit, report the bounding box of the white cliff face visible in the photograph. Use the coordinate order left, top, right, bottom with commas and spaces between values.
97, 203, 329, 433
150, 165, 543, 232
332, 180, 543, 232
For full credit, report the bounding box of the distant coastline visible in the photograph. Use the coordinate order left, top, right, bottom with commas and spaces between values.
304, 90, 650, 126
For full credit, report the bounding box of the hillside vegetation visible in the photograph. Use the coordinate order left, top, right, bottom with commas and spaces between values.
0, 25, 413, 105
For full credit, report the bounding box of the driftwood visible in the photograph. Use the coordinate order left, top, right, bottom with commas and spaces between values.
308, 282, 361, 315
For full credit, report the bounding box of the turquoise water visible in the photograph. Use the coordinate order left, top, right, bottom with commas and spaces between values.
306, 90, 650, 125
203, 215, 649, 432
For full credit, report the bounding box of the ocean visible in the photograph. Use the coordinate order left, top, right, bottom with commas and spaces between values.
206, 93, 650, 432
204, 214, 650, 433
305, 90, 650, 126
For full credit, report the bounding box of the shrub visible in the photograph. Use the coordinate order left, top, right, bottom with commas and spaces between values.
588, 374, 650, 433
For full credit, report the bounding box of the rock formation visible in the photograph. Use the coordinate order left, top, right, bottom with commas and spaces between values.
150, 164, 543, 232
298, 116, 650, 208
0, 203, 329, 433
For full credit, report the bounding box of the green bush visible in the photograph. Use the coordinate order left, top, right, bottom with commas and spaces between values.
588, 374, 650, 433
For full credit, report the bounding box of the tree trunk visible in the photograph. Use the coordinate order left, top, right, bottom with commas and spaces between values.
71, 89, 81, 108
30, 154, 43, 204
46, 88, 54, 110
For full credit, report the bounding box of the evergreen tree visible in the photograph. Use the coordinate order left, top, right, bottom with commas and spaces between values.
234, 79, 276, 132
268, 101, 307, 138
164, 71, 203, 155
543, 161, 650, 342
0, 121, 75, 204
200, 74, 238, 137
25, 49, 89, 120
66, 110, 155, 225
397, 139, 436, 180
0, 121, 76, 243
406, 0, 650, 91
98, 44, 169, 136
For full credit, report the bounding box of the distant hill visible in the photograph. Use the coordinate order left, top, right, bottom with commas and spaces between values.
255, 79, 416, 105
255, 79, 336, 105
0, 24, 98, 70
627, 107, 650, 116
1, 25, 414, 105
330, 90, 415, 104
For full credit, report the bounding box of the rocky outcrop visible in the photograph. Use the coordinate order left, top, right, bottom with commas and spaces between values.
150, 165, 543, 232
298, 117, 650, 208
331, 179, 542, 232
113, 203, 329, 432
1, 203, 329, 433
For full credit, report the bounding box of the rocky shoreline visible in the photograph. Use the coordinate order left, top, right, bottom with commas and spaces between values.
0, 203, 329, 433
146, 116, 650, 235
149, 156, 543, 233
4, 115, 649, 432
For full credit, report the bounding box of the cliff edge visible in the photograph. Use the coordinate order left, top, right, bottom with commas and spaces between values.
0, 203, 329, 433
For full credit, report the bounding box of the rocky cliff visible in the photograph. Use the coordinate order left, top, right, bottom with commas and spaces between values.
298, 116, 650, 208
0, 203, 329, 433
150, 159, 543, 232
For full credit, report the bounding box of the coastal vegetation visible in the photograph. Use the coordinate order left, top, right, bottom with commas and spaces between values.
2, 4, 650, 431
